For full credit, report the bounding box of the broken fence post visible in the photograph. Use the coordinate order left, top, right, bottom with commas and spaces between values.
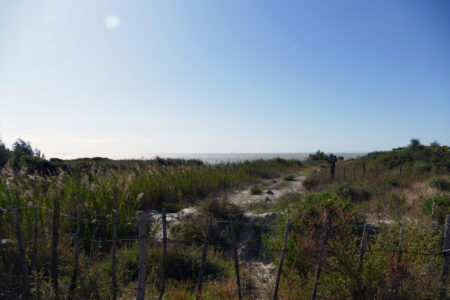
272, 212, 291, 300
311, 212, 328, 300
112, 210, 118, 300
14, 209, 29, 299
230, 219, 242, 300
136, 211, 147, 300
440, 215, 450, 300
196, 216, 213, 300
394, 227, 404, 297
69, 204, 82, 297
51, 198, 60, 295
159, 209, 167, 300
358, 223, 369, 274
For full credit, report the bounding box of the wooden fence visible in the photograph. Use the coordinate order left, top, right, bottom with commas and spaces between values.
1, 202, 450, 299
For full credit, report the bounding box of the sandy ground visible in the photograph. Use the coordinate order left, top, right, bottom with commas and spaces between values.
228, 175, 306, 207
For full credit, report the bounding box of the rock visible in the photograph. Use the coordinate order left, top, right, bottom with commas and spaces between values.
265, 197, 271, 202
266, 189, 274, 195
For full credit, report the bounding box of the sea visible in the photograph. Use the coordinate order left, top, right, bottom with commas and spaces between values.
52, 153, 365, 165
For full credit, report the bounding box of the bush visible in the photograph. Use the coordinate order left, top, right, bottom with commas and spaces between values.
332, 181, 372, 202
172, 199, 245, 250
0, 143, 9, 169
309, 150, 328, 161
303, 175, 320, 190
250, 185, 263, 195
283, 174, 295, 181
423, 194, 450, 224
427, 176, 450, 191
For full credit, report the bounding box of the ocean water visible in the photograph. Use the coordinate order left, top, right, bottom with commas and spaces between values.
54, 153, 365, 165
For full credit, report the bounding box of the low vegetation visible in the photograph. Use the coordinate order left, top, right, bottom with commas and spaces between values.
0, 137, 449, 299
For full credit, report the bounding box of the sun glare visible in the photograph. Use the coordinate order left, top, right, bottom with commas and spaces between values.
104, 15, 121, 30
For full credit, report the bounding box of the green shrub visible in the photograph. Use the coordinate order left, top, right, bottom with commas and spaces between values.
250, 185, 263, 195
423, 194, 450, 224
303, 175, 320, 190
332, 181, 372, 202
172, 200, 245, 250
427, 176, 450, 191
283, 174, 295, 181
199, 199, 244, 221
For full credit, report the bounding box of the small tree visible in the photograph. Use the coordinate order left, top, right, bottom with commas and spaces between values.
0, 141, 9, 168
12, 139, 34, 156
409, 139, 421, 151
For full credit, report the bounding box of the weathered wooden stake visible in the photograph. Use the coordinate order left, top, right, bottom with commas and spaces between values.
196, 216, 213, 300
14, 210, 29, 299
394, 227, 404, 296
272, 214, 291, 300
399, 164, 403, 176
159, 209, 167, 300
51, 198, 60, 295
358, 223, 369, 273
136, 211, 147, 300
362, 163, 366, 179
375, 165, 378, 178
32, 207, 38, 274
353, 166, 356, 181
431, 198, 436, 219
440, 215, 450, 300
112, 210, 118, 300
230, 219, 242, 300
343, 166, 346, 180
311, 213, 328, 300
69, 204, 82, 296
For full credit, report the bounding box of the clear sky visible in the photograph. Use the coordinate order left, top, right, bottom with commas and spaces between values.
0, 0, 449, 157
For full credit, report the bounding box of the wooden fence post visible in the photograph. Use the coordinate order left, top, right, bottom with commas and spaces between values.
272, 213, 291, 300
32, 207, 38, 274
136, 211, 147, 300
362, 163, 366, 179
399, 164, 403, 176
358, 223, 369, 274
51, 198, 60, 295
343, 166, 346, 181
159, 209, 167, 300
69, 204, 82, 296
311, 213, 328, 300
14, 210, 29, 299
440, 215, 450, 300
230, 219, 242, 300
196, 216, 213, 300
394, 227, 404, 296
112, 210, 118, 300
431, 198, 436, 219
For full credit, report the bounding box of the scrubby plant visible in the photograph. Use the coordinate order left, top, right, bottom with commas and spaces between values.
422, 193, 450, 224
427, 176, 450, 191
283, 174, 295, 181
250, 185, 263, 195
332, 181, 372, 202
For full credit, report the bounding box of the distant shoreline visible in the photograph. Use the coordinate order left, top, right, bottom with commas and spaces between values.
47, 152, 366, 164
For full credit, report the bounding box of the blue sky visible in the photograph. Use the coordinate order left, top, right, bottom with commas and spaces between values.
0, 0, 449, 157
